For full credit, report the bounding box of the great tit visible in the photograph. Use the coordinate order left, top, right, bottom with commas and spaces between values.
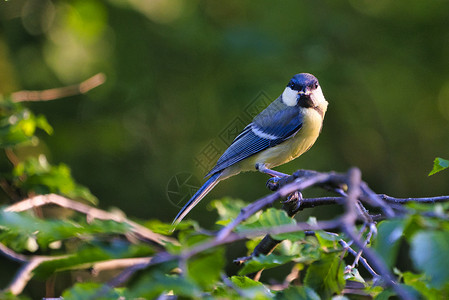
173, 73, 328, 226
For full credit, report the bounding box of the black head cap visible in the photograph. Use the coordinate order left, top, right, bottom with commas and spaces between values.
287, 73, 319, 91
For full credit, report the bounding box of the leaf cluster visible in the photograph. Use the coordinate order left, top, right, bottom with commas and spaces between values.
1, 196, 449, 299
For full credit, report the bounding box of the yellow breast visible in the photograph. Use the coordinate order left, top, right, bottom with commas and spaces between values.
256, 107, 323, 167
223, 107, 324, 178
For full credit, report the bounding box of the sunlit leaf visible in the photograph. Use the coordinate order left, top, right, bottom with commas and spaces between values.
428, 157, 449, 176
210, 197, 260, 225
13, 156, 97, 204
373, 288, 395, 300
0, 211, 130, 251
315, 231, 340, 249
344, 268, 365, 284
230, 276, 272, 299
35, 114, 53, 135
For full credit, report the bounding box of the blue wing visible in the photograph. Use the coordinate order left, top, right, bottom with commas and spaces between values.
206, 100, 302, 177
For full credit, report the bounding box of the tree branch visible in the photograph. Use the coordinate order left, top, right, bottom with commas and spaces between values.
4, 194, 176, 246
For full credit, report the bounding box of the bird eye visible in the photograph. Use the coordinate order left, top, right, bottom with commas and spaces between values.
289, 83, 295, 89
314, 83, 319, 89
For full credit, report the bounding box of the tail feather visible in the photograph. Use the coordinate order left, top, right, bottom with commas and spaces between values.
172, 172, 222, 227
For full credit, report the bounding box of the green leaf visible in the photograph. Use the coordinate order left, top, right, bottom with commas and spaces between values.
187, 247, 225, 289
210, 197, 247, 219
275, 285, 320, 300
230, 276, 272, 299
238, 208, 303, 241
12, 156, 97, 204
62, 282, 124, 299
0, 290, 31, 300
344, 268, 365, 284
178, 229, 210, 247
315, 231, 340, 249
275, 240, 302, 257
373, 288, 396, 300
428, 157, 449, 176
238, 254, 296, 275
402, 271, 442, 300
0, 211, 130, 251
129, 271, 200, 299
372, 219, 405, 267
210, 197, 260, 226
34, 242, 154, 278
304, 253, 345, 299
0, 108, 53, 147
35, 114, 53, 135
410, 230, 449, 288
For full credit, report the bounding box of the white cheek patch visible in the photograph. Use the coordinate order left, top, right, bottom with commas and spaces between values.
312, 86, 328, 107
281, 87, 298, 106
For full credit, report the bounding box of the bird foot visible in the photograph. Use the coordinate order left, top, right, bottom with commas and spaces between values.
282, 191, 303, 212
255, 163, 288, 178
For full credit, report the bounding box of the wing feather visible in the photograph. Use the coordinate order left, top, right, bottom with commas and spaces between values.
206, 98, 302, 176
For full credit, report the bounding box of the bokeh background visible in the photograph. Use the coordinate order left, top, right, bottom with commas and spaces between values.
2, 0, 449, 221
1, 0, 449, 288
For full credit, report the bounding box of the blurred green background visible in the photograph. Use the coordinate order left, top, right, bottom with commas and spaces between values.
1, 0, 449, 226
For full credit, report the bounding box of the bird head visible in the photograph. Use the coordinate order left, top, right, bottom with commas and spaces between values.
281, 73, 328, 111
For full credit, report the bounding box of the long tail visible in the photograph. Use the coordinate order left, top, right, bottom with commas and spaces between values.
172, 171, 222, 227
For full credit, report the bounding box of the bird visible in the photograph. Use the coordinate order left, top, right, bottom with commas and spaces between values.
172, 73, 328, 226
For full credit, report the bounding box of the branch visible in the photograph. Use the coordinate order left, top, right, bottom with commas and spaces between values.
101, 219, 343, 295
88, 257, 153, 275
380, 194, 449, 204
3, 251, 152, 295
293, 194, 449, 209
5, 254, 69, 295
4, 194, 177, 246
216, 171, 345, 241
0, 242, 28, 263
10, 73, 106, 102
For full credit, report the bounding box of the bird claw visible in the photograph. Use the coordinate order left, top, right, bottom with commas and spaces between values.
282, 191, 303, 211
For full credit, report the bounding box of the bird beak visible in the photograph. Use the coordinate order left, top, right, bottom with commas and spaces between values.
297, 89, 314, 108
297, 89, 311, 96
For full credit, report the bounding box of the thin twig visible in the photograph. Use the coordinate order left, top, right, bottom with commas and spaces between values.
11, 73, 106, 102
0, 242, 28, 263
342, 227, 411, 299
352, 224, 375, 269
339, 240, 378, 278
